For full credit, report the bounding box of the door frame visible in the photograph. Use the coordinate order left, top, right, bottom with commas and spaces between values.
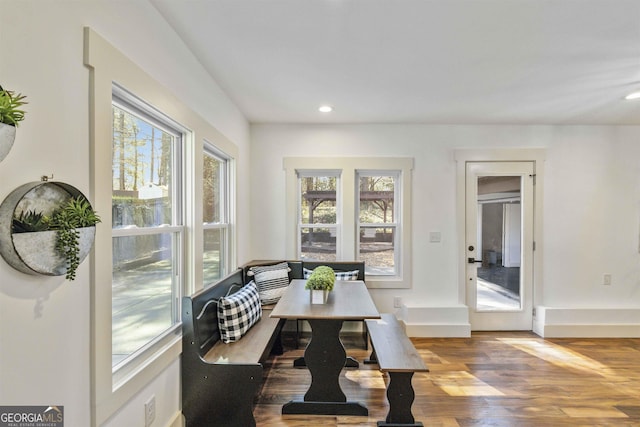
455, 149, 545, 329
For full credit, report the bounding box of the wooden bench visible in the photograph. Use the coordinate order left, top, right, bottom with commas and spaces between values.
366, 313, 429, 427
181, 269, 285, 427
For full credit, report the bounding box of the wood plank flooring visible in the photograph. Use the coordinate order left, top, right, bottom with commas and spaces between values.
254, 331, 640, 426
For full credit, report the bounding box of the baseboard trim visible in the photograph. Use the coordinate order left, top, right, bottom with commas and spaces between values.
402, 322, 471, 337
534, 306, 640, 338
397, 305, 471, 337
167, 411, 183, 427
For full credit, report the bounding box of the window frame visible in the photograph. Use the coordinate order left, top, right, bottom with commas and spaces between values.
110, 88, 186, 384
284, 157, 413, 289
296, 170, 342, 261
203, 141, 232, 283
356, 170, 401, 278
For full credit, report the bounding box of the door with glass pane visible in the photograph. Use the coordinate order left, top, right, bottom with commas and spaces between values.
465, 162, 534, 330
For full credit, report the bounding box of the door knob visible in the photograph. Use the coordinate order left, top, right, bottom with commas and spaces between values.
468, 257, 482, 264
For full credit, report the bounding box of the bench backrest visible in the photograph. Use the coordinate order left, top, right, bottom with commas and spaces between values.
182, 269, 245, 358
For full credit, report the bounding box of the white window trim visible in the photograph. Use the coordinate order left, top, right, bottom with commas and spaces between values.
297, 170, 341, 260
203, 141, 233, 280
284, 157, 413, 289
356, 170, 401, 278
111, 89, 187, 384
85, 28, 238, 426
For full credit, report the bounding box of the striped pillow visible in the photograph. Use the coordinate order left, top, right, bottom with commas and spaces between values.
250, 262, 290, 305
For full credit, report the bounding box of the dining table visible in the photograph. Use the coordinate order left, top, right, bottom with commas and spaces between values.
270, 278, 380, 416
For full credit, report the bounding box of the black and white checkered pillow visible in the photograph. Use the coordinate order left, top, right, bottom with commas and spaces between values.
303, 267, 360, 281
250, 262, 290, 305
217, 281, 262, 343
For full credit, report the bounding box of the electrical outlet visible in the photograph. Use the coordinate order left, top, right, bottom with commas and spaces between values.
393, 296, 402, 308
603, 274, 612, 286
145, 395, 156, 427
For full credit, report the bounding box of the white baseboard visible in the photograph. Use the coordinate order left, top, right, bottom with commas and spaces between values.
534, 306, 640, 338
167, 411, 183, 427
397, 304, 471, 337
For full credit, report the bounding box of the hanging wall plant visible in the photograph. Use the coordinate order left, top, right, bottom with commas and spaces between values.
0, 84, 27, 163
0, 181, 99, 280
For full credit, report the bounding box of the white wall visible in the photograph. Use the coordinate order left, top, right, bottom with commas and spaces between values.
250, 124, 640, 332
0, 1, 249, 426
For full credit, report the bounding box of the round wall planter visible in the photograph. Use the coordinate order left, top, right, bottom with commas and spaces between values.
0, 123, 16, 163
0, 181, 97, 276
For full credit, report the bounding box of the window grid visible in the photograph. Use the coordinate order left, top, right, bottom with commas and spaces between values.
356, 172, 401, 277
111, 90, 185, 374
203, 143, 231, 283
297, 171, 340, 261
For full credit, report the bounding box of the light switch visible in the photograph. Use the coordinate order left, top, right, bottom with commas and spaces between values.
429, 231, 441, 243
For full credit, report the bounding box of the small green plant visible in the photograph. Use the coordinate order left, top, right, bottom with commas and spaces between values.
49, 197, 101, 280
11, 196, 100, 281
305, 266, 336, 291
0, 85, 27, 127
12, 210, 49, 233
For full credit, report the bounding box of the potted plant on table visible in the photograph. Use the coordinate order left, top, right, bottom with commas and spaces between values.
305, 265, 336, 304
0, 85, 27, 162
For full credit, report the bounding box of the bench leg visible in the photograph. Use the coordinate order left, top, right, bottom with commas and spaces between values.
377, 371, 423, 427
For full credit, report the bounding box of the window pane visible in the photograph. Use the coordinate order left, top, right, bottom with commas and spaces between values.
203, 228, 225, 284
300, 227, 336, 262
359, 175, 394, 223
359, 226, 395, 275
112, 233, 177, 366
300, 176, 336, 224
112, 105, 173, 228
203, 153, 222, 224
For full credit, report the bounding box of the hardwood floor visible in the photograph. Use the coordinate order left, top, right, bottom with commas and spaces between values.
254, 331, 640, 426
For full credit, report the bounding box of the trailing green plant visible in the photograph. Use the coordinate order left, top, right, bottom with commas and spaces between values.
12, 209, 49, 233
48, 197, 101, 280
305, 265, 336, 291
11, 197, 100, 281
0, 85, 27, 127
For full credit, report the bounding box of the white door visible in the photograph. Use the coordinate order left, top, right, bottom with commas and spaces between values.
465, 161, 534, 330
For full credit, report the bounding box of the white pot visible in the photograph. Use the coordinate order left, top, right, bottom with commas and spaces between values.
310, 289, 329, 304
0, 122, 16, 163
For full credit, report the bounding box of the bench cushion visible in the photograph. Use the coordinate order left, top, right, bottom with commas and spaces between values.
250, 262, 290, 305
218, 282, 262, 343
303, 267, 360, 281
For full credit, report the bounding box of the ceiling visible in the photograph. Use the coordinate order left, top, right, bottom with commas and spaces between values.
150, 0, 640, 125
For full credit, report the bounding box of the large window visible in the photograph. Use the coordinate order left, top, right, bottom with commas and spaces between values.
87, 29, 240, 425
203, 143, 230, 284
285, 157, 413, 289
111, 91, 184, 373
357, 172, 400, 276
298, 171, 340, 261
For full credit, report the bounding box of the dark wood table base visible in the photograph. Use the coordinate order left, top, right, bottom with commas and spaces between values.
282, 319, 369, 416
293, 356, 360, 368
282, 401, 368, 416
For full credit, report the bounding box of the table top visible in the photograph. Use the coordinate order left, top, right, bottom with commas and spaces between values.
270, 279, 380, 320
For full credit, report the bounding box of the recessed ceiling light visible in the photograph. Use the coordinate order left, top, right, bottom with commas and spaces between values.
318, 105, 333, 113
624, 91, 640, 100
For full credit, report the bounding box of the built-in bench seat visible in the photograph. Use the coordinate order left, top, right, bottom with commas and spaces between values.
366, 313, 429, 427
181, 269, 285, 427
